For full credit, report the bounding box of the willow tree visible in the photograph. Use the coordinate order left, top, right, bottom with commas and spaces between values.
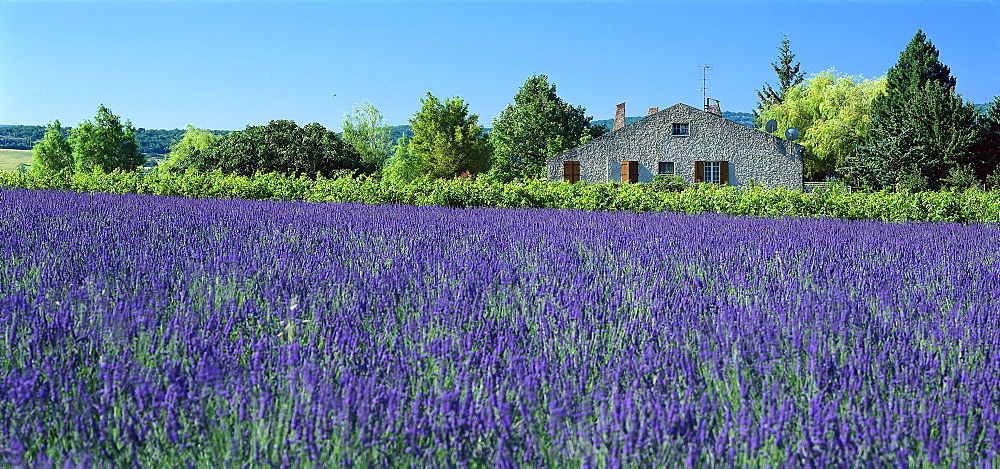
757, 70, 885, 181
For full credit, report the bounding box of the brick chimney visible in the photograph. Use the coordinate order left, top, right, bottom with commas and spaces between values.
613, 102, 626, 131
647, 107, 659, 116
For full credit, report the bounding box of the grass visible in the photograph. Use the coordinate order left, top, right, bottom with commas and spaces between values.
0, 149, 32, 171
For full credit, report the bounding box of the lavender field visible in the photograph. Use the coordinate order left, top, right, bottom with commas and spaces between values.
1, 187, 998, 466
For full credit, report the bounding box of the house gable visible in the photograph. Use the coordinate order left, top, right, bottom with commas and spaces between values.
548, 103, 803, 190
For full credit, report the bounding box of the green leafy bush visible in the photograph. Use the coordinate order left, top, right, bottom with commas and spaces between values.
1, 168, 999, 223
646, 174, 689, 193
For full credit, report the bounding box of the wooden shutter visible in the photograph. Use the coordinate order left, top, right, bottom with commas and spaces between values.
564, 161, 580, 183
720, 161, 729, 186
621, 161, 638, 183
694, 161, 704, 183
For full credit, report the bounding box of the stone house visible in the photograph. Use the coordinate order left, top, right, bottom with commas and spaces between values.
547, 102, 804, 190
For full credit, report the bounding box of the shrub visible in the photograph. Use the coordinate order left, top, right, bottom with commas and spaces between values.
646, 174, 688, 193
2, 168, 1000, 223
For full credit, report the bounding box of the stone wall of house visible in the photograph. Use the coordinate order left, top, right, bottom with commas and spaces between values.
548, 103, 804, 190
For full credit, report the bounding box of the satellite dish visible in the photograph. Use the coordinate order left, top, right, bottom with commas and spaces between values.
785, 128, 799, 141
765, 119, 778, 133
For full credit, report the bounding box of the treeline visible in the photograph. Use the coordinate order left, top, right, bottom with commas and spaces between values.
0, 124, 229, 155
755, 31, 999, 190
2, 169, 999, 224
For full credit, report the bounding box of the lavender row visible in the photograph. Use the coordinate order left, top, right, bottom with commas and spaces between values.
1, 188, 998, 466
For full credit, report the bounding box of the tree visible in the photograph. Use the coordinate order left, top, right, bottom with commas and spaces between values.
341, 101, 393, 171
870, 29, 955, 124
844, 80, 978, 190
489, 74, 606, 181
972, 96, 1000, 182
757, 70, 885, 180
406, 92, 492, 180
31, 120, 73, 172
382, 134, 425, 184
195, 120, 364, 178
847, 30, 977, 190
162, 124, 217, 172
754, 34, 806, 125
69, 104, 144, 173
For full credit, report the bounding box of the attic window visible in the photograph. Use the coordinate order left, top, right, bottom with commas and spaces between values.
672, 123, 689, 136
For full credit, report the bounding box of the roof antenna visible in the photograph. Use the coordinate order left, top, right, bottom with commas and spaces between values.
698, 65, 712, 110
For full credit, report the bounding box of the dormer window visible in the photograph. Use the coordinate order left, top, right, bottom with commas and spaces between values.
672, 123, 689, 136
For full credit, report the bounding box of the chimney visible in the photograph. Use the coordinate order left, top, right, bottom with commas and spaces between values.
613, 102, 626, 131
704, 98, 722, 116
647, 107, 659, 116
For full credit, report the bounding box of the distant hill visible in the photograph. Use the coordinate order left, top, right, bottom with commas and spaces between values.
4, 102, 991, 152
591, 111, 757, 131
0, 125, 229, 155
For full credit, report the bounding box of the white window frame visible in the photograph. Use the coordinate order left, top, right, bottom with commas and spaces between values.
658, 162, 675, 175
703, 161, 721, 184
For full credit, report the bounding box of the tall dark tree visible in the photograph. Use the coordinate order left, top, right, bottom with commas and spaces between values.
973, 96, 1000, 184
870, 29, 955, 124
489, 74, 605, 181
844, 80, 978, 189
845, 30, 977, 190
754, 34, 805, 125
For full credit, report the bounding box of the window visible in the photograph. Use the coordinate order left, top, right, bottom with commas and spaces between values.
694, 161, 729, 185
703, 161, 721, 184
672, 123, 689, 136
658, 162, 675, 175
563, 161, 581, 183
621, 161, 639, 183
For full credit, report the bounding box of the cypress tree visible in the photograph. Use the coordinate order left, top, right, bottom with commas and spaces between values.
845, 30, 977, 190
870, 29, 956, 123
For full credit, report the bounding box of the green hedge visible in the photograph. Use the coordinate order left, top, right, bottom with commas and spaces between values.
2, 168, 998, 223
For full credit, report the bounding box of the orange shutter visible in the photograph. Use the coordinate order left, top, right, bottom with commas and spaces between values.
621, 161, 638, 183
694, 161, 704, 183
720, 161, 729, 186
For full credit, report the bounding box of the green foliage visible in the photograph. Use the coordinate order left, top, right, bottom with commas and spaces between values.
69, 104, 144, 173
896, 164, 931, 193
646, 174, 688, 193
3, 169, 1000, 224
382, 134, 425, 184
489, 74, 605, 181
163, 125, 217, 172
193, 120, 365, 178
972, 96, 1000, 179
31, 120, 73, 172
870, 29, 956, 124
408, 92, 492, 180
755, 33, 806, 125
847, 81, 979, 190
341, 101, 393, 170
940, 164, 982, 192
758, 70, 885, 181
848, 31, 979, 190
987, 165, 1000, 191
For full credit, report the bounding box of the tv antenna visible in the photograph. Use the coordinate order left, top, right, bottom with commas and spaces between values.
698, 65, 712, 108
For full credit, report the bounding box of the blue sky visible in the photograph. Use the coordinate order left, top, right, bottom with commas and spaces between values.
1, 1, 997, 131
